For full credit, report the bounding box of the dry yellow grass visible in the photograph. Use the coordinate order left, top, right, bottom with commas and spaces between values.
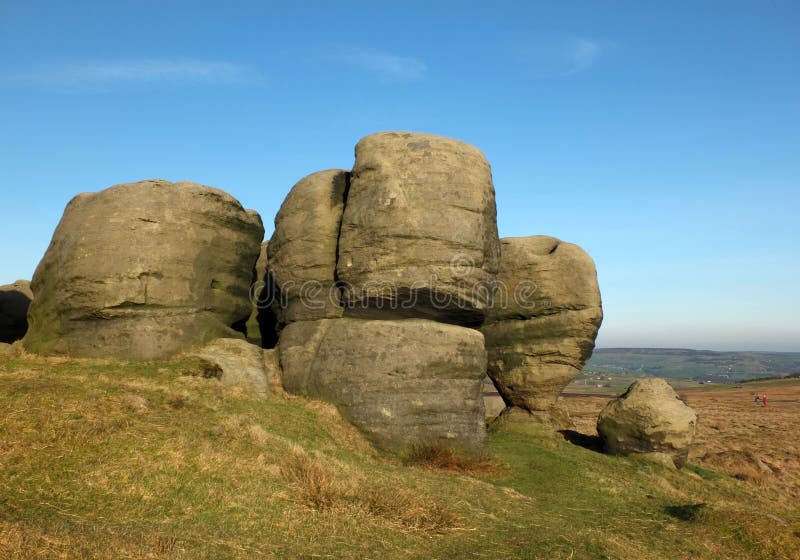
563, 378, 800, 501
1, 355, 798, 559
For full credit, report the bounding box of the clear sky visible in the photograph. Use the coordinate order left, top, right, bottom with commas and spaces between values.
1, 1, 798, 351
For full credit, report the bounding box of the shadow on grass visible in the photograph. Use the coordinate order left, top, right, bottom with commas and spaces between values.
558, 430, 604, 453
664, 503, 707, 521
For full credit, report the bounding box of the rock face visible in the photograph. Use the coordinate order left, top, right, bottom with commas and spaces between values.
187, 338, 272, 397
481, 236, 602, 424
0, 280, 33, 343
23, 180, 264, 359
279, 317, 487, 451
336, 132, 500, 327
597, 378, 697, 468
267, 170, 348, 326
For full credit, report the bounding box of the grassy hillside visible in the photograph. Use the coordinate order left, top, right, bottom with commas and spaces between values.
586, 348, 800, 382
1, 354, 798, 559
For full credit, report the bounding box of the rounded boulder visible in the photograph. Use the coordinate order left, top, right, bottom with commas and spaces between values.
597, 378, 698, 468
23, 179, 264, 359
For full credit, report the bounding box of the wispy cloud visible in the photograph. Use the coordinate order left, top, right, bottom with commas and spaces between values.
562, 38, 603, 76
523, 36, 611, 78
8, 58, 258, 93
333, 48, 427, 82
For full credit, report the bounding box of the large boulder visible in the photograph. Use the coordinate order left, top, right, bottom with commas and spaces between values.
481, 236, 602, 424
267, 170, 348, 324
0, 280, 33, 343
23, 180, 264, 359
336, 132, 500, 327
279, 317, 487, 452
597, 378, 697, 468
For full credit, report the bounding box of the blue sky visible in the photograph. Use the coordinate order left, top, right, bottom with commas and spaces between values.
1, 1, 798, 351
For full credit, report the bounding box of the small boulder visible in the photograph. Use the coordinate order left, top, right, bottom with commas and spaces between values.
187, 338, 272, 397
0, 280, 33, 343
336, 132, 500, 326
23, 180, 264, 359
279, 317, 488, 452
597, 378, 697, 468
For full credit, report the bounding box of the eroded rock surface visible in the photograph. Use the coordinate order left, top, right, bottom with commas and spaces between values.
336, 132, 500, 326
23, 179, 264, 359
187, 338, 272, 397
597, 378, 697, 468
482, 236, 602, 424
268, 170, 348, 325
279, 317, 487, 451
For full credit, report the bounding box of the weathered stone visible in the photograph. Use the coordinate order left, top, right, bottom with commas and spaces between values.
187, 338, 271, 397
597, 378, 697, 468
483, 383, 506, 420
268, 170, 347, 325
637, 452, 678, 470
493, 402, 574, 430
482, 236, 602, 420
23, 179, 264, 359
279, 317, 487, 451
336, 132, 500, 326
0, 280, 33, 343
263, 348, 283, 396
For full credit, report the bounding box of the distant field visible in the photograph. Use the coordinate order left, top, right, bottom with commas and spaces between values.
564, 373, 702, 396
585, 348, 800, 383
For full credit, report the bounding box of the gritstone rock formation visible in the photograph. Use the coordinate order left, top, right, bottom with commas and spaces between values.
267, 169, 348, 325
279, 317, 487, 451
336, 132, 500, 327
481, 236, 603, 425
23, 179, 264, 359
0, 280, 33, 343
18, 129, 607, 454
597, 378, 697, 468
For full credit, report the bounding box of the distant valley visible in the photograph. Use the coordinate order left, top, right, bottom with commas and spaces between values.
585, 348, 800, 383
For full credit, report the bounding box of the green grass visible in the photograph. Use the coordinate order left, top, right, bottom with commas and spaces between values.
1, 355, 798, 559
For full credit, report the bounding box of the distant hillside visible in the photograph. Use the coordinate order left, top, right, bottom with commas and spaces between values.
586, 348, 800, 382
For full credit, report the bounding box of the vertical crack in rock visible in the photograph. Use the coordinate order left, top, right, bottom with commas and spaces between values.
333, 171, 352, 306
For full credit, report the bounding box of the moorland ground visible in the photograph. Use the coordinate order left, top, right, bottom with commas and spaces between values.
564, 378, 800, 500
1, 354, 798, 559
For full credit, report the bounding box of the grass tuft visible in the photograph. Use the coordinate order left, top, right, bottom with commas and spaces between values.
281, 446, 458, 531
402, 441, 499, 475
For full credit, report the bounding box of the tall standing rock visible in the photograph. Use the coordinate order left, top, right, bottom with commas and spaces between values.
280, 317, 488, 452
267, 170, 348, 325
337, 132, 500, 327
0, 280, 33, 343
597, 378, 697, 468
482, 236, 602, 424
23, 179, 264, 359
